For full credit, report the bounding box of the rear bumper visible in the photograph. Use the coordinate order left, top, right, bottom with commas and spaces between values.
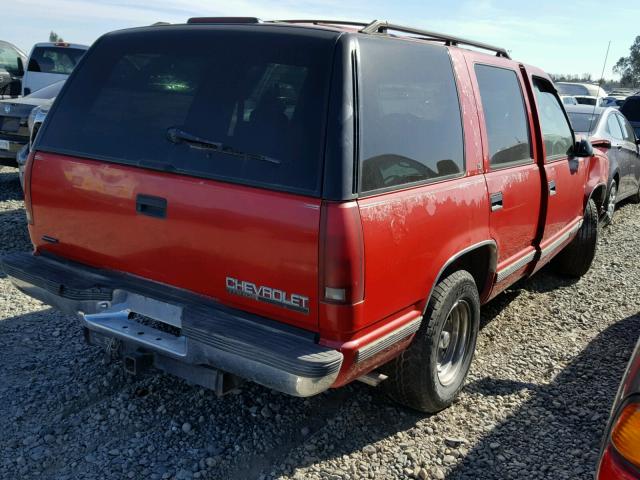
1, 252, 343, 397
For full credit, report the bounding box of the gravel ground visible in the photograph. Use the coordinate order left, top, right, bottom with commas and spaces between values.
1, 165, 639, 480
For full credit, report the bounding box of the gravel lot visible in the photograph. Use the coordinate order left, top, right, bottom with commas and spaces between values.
1, 165, 639, 480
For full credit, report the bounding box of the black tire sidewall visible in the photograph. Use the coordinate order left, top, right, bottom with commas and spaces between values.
423, 272, 480, 408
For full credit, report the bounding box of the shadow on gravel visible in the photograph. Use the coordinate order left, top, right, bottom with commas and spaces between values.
0, 170, 23, 202
447, 313, 640, 480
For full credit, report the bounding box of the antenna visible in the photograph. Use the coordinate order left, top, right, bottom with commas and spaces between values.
587, 40, 611, 134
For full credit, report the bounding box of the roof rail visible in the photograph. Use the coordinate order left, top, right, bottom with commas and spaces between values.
187, 17, 260, 24
270, 19, 371, 28
359, 20, 510, 59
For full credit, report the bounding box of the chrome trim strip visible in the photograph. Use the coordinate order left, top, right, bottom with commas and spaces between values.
495, 250, 536, 283
355, 316, 422, 363
540, 219, 583, 259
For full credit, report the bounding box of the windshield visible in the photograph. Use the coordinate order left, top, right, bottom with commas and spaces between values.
26, 81, 64, 99
567, 112, 601, 134
38, 27, 335, 195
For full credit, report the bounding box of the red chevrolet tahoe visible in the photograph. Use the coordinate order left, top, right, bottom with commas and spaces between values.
2, 19, 609, 412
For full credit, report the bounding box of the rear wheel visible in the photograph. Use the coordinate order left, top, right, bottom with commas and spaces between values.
381, 270, 480, 413
553, 199, 598, 277
602, 180, 617, 226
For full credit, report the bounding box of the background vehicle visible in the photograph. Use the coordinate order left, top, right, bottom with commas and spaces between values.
566, 104, 640, 224
556, 81, 607, 99
0, 80, 63, 166
597, 335, 640, 480
0, 40, 27, 98
17, 99, 53, 188
2, 19, 607, 413
601, 96, 626, 109
22, 42, 87, 95
561, 95, 578, 105
574, 95, 601, 106
621, 96, 640, 138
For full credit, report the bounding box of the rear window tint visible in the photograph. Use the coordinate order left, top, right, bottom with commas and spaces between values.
358, 37, 464, 193
28, 47, 85, 74
567, 112, 600, 134
556, 83, 589, 96
38, 27, 336, 196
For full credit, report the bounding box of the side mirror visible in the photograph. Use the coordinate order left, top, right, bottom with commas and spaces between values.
573, 136, 594, 157
16, 57, 24, 77
591, 138, 612, 149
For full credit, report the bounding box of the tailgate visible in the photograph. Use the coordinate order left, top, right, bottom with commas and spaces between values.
28, 152, 321, 330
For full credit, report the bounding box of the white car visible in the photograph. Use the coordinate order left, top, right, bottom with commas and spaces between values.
22, 41, 87, 95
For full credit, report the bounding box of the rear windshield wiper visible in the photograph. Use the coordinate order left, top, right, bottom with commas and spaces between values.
166, 127, 280, 165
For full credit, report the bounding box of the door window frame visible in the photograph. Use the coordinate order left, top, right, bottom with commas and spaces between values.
474, 63, 534, 172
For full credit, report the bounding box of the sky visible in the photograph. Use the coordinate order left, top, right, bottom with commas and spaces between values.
2, 0, 638, 80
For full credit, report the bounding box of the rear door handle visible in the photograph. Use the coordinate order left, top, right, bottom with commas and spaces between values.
490, 192, 503, 211
136, 194, 167, 219
549, 180, 557, 196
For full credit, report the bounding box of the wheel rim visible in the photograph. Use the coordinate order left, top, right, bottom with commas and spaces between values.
606, 182, 617, 220
436, 299, 471, 386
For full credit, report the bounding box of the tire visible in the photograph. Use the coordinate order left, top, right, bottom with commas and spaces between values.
381, 270, 480, 413
553, 199, 598, 278
601, 180, 617, 226
630, 184, 640, 203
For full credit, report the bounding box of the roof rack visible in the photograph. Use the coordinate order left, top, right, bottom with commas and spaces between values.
270, 19, 370, 28
359, 20, 510, 59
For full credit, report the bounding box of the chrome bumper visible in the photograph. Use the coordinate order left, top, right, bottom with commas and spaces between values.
2, 252, 343, 397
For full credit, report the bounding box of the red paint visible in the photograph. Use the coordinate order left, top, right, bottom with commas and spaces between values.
29, 153, 322, 331
598, 447, 640, 480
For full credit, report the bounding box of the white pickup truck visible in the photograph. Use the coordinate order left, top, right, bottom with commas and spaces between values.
21, 41, 87, 96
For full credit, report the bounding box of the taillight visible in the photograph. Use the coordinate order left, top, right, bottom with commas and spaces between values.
24, 150, 36, 225
319, 201, 364, 305
598, 400, 640, 480
612, 402, 640, 468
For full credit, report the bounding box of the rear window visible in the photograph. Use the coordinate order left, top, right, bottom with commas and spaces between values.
567, 112, 601, 134
38, 27, 336, 196
358, 37, 464, 193
556, 83, 589, 96
28, 46, 86, 74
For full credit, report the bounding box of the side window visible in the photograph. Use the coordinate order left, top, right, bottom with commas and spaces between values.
533, 78, 574, 159
616, 114, 636, 142
358, 38, 464, 193
606, 114, 624, 140
474, 64, 531, 168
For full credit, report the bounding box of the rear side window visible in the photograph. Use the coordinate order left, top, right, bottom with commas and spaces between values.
28, 47, 85, 74
37, 28, 336, 195
533, 78, 574, 159
358, 38, 464, 193
475, 64, 531, 167
616, 114, 636, 142
606, 113, 624, 140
